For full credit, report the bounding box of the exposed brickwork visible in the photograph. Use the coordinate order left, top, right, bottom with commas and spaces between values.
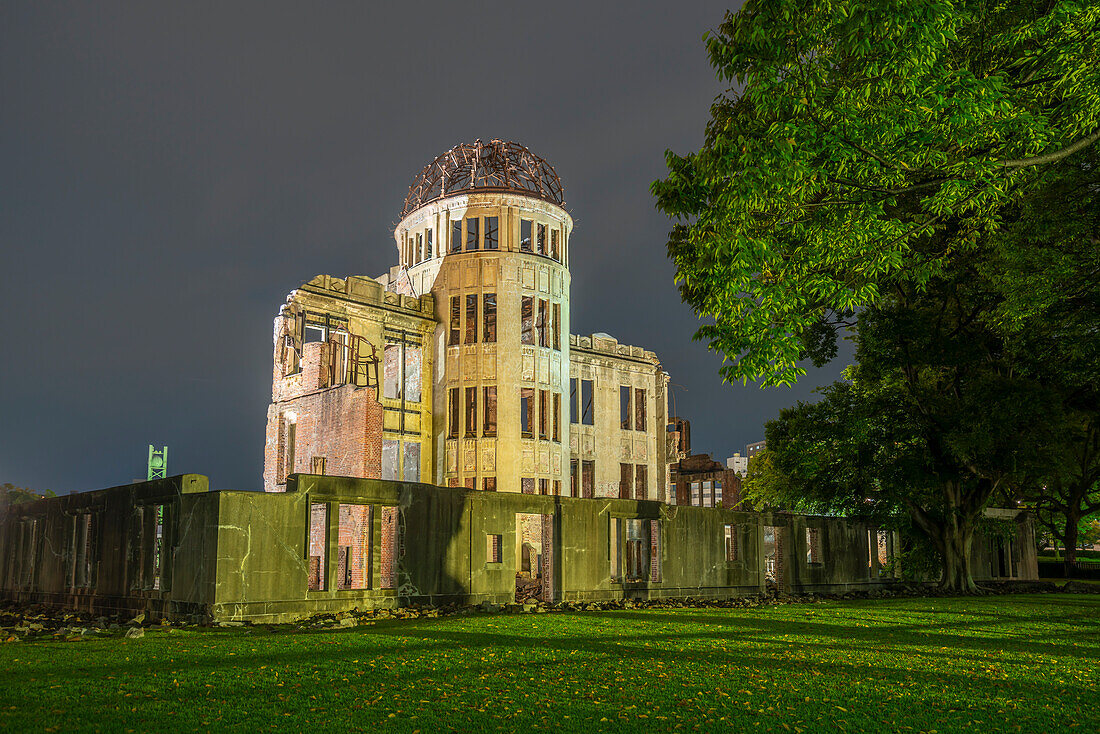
379, 506, 398, 589
337, 504, 372, 589
263, 342, 385, 493
669, 453, 745, 509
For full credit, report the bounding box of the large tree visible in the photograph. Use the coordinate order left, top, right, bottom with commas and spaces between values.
653, 0, 1100, 386
746, 250, 1064, 591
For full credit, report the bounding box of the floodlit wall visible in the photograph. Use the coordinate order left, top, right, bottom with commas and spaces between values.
0, 475, 1040, 623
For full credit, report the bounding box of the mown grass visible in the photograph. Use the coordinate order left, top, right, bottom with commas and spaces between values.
1, 594, 1097, 733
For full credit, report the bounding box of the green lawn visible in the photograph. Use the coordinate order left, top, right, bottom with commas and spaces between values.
1, 595, 1098, 733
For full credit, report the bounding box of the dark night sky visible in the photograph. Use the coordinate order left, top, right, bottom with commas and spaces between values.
0, 2, 849, 493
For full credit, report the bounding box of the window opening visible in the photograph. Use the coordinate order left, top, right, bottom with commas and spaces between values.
581, 380, 594, 425
635, 464, 647, 500
619, 463, 633, 499
484, 477, 496, 492
465, 294, 478, 344
539, 478, 549, 495
620, 386, 632, 430
537, 223, 546, 255
483, 386, 497, 437
550, 229, 559, 260
539, 390, 549, 440
449, 296, 461, 346
451, 220, 462, 253
520, 220, 533, 252
308, 502, 328, 591
425, 228, 433, 259
807, 527, 822, 564
552, 303, 560, 349
487, 534, 502, 563
724, 524, 739, 561
465, 386, 478, 437
520, 388, 534, 438
483, 293, 497, 343
485, 216, 498, 250
635, 388, 646, 431
582, 460, 594, 498
448, 388, 459, 439
537, 299, 549, 347
466, 216, 479, 251
521, 296, 534, 345
382, 439, 399, 481
552, 393, 560, 442
337, 504, 372, 590
569, 378, 578, 424
403, 442, 420, 482
521, 478, 536, 494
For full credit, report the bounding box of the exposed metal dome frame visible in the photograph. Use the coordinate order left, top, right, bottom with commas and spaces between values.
401, 139, 565, 218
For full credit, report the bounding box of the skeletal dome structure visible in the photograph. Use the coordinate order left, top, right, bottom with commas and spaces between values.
395, 139, 574, 493
401, 139, 565, 218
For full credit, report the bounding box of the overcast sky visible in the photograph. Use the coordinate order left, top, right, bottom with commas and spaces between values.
0, 2, 850, 493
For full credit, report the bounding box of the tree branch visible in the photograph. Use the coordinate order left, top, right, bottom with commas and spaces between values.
1001, 129, 1100, 169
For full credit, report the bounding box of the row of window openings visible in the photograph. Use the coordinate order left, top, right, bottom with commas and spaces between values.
667, 480, 724, 507
307, 502, 399, 592
719, 525, 823, 566
451, 477, 564, 496
404, 218, 564, 265
448, 294, 561, 350
567, 379, 649, 431
382, 340, 423, 402
448, 387, 560, 441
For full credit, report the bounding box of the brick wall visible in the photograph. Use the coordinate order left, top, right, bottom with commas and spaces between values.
263, 343, 385, 493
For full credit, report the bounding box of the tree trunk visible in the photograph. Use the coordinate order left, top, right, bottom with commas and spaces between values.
1063, 511, 1080, 577
938, 523, 979, 592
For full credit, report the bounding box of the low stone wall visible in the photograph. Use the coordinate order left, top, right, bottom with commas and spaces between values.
0, 474, 1038, 623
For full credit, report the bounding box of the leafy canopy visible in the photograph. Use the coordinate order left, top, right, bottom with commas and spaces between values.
653, 0, 1100, 385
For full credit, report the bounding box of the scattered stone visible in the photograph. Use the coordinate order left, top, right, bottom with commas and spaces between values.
124, 627, 145, 639
338, 617, 356, 628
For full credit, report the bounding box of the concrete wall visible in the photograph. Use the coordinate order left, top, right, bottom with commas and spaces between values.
0, 474, 1040, 623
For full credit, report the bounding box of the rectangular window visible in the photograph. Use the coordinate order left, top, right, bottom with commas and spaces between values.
311, 456, 326, 475
464, 477, 476, 490
521, 296, 534, 345
483, 293, 496, 343
553, 479, 561, 496
451, 219, 462, 253
483, 386, 497, 437
465, 386, 478, 437
714, 480, 723, 508
308, 503, 328, 591
383, 343, 401, 398
285, 421, 296, 480
624, 519, 647, 581
403, 442, 420, 482
668, 484, 677, 506
520, 388, 534, 438
725, 524, 739, 561
552, 303, 560, 350
552, 393, 560, 442
487, 534, 502, 563
465, 294, 478, 344
382, 439, 399, 481
610, 518, 622, 582
635, 388, 646, 431
416, 232, 423, 263
485, 216, 498, 250
582, 460, 595, 498
581, 380, 594, 425
620, 386, 632, 430
807, 527, 822, 564
521, 477, 536, 494
466, 216, 479, 250
635, 464, 647, 500
570, 459, 579, 497
539, 478, 549, 495
448, 387, 459, 438
537, 299, 549, 347
551, 229, 559, 260
691, 481, 702, 506
620, 463, 633, 499
570, 378, 578, 424
337, 504, 371, 590
484, 477, 496, 492
425, 228, 433, 259
449, 296, 461, 346
537, 223, 547, 255
520, 219, 533, 252
404, 345, 422, 403
703, 480, 714, 508
539, 390, 549, 440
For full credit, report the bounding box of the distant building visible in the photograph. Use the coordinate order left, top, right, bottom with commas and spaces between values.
669, 453, 745, 509
725, 453, 749, 476
746, 440, 766, 459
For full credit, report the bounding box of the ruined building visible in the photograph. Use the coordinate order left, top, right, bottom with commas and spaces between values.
0, 142, 1039, 622
264, 140, 672, 500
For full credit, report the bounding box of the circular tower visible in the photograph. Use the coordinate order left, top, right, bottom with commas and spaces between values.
394, 140, 573, 494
